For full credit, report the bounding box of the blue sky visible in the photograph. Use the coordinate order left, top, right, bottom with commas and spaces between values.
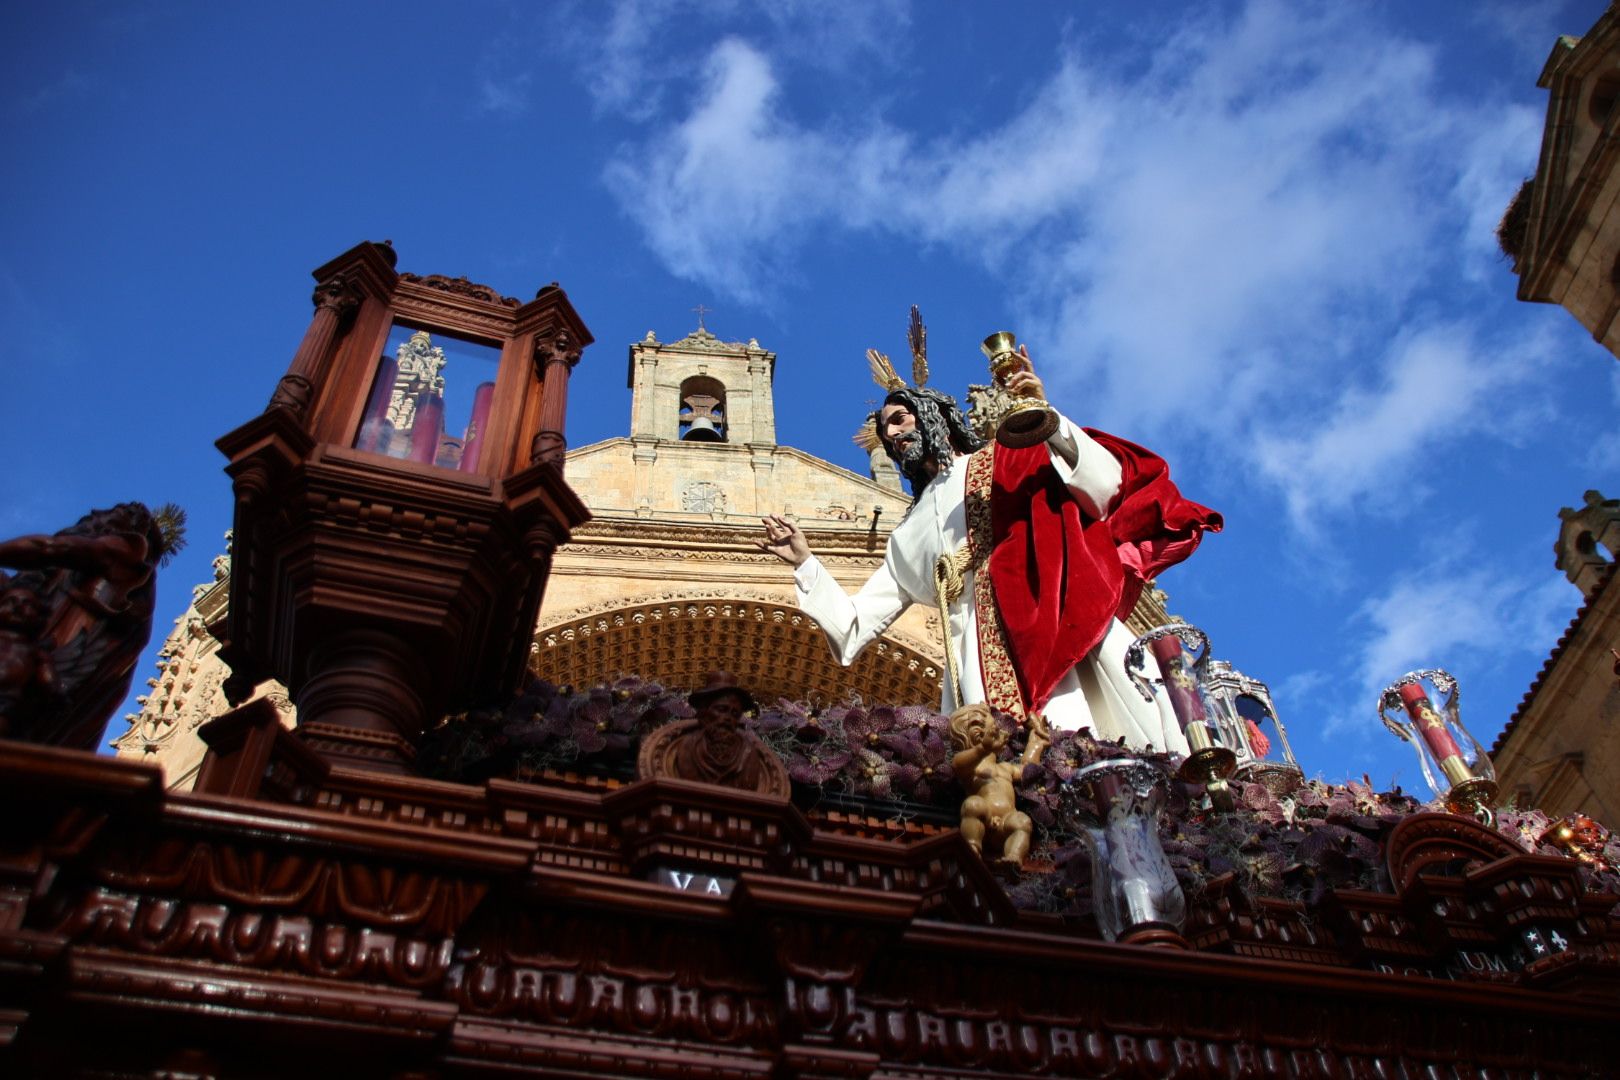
3, 0, 1614, 791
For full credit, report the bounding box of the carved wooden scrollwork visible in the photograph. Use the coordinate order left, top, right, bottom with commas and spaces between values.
1385, 811, 1524, 892
310, 274, 362, 316
530, 429, 567, 467
534, 329, 583, 375
397, 271, 519, 308
266, 373, 314, 414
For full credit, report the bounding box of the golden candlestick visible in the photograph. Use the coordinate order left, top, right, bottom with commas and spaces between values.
980, 331, 1058, 448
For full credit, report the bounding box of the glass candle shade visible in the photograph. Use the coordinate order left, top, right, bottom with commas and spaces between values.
355, 326, 501, 472
1377, 669, 1497, 820
1059, 758, 1186, 942
1126, 625, 1238, 801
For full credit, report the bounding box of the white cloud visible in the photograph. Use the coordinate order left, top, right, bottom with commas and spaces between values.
581, 0, 687, 120
1467, 0, 1571, 71
1350, 560, 1573, 705
1585, 364, 1620, 471
593, 0, 1559, 534
602, 38, 845, 303
1451, 103, 1544, 279
1250, 325, 1554, 533
575, 0, 909, 121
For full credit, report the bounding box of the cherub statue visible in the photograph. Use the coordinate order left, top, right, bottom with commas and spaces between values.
949, 703, 1045, 869
0, 502, 185, 750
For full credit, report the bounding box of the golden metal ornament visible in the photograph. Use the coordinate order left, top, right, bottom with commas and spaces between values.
980, 331, 1058, 448
865, 347, 904, 392
865, 305, 933, 394
907, 305, 928, 387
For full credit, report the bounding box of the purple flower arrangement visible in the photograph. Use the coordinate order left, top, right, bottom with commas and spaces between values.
418, 677, 1620, 912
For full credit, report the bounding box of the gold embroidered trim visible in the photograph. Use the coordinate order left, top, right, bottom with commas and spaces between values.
964, 445, 1027, 725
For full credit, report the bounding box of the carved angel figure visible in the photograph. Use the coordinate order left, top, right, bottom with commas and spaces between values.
0, 502, 184, 750
949, 703, 1041, 869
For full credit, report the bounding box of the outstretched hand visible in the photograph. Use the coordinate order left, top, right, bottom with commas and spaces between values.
757, 514, 812, 567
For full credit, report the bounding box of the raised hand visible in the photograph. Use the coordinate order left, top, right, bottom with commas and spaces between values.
757, 514, 811, 567
1003, 343, 1046, 401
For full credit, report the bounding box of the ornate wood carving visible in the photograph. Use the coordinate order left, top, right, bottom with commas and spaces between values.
397, 271, 519, 308
216, 439, 585, 769
0, 749, 1616, 1076
640, 718, 791, 797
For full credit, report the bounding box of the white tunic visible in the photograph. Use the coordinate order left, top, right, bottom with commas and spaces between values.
794, 417, 1189, 755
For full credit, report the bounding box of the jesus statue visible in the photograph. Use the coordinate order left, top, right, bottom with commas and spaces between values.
759, 338, 1220, 756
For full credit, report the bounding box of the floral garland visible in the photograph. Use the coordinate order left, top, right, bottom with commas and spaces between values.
418, 677, 1620, 915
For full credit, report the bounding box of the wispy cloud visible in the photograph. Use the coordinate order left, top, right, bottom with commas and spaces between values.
1251, 324, 1555, 533
10, 69, 92, 115
574, 0, 909, 121
1342, 558, 1573, 722
1584, 364, 1620, 472
1467, 0, 1570, 71
477, 72, 532, 116
603, 37, 867, 303
1295, 553, 1573, 768
592, 0, 1557, 542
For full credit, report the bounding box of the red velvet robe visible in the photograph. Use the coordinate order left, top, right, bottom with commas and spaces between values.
983, 431, 1222, 716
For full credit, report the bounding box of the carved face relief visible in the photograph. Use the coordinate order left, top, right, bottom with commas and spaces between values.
0, 587, 44, 633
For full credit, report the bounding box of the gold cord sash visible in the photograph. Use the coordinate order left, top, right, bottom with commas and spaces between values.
933, 541, 973, 704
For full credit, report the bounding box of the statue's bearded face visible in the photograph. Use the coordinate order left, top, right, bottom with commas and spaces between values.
879, 401, 934, 481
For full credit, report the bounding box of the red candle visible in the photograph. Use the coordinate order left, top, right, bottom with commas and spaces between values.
1398, 683, 1471, 786
408, 392, 444, 465
1149, 636, 1206, 733
459, 381, 495, 473
356, 355, 398, 454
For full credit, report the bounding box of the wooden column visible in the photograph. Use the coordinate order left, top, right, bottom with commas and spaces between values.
266, 275, 360, 418
530, 329, 582, 468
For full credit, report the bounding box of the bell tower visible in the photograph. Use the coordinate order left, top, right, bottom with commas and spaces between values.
627, 324, 776, 446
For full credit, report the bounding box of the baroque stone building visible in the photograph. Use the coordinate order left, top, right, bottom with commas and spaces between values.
110, 324, 944, 784
1502, 3, 1620, 359
529, 324, 939, 706
1493, 490, 1620, 822
115, 322, 1191, 786
1491, 3, 1620, 824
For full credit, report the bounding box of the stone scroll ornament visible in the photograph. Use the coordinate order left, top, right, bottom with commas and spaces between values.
0, 503, 186, 750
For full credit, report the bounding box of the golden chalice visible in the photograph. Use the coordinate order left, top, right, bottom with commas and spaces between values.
980, 331, 1059, 448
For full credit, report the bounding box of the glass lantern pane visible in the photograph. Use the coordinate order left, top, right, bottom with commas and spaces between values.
354, 324, 501, 472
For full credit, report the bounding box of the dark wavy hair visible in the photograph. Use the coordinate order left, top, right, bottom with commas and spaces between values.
874, 387, 984, 496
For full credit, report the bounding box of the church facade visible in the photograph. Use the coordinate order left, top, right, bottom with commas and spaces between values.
113, 322, 941, 784
3, 241, 1612, 1077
